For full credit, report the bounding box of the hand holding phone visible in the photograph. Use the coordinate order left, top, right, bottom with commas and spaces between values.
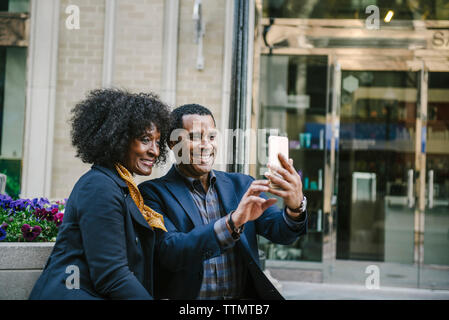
268, 136, 289, 189
266, 136, 305, 217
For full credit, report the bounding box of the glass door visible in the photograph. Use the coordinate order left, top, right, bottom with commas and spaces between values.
256, 54, 330, 263
254, 0, 449, 291
254, 53, 449, 290
335, 67, 423, 287
420, 71, 449, 289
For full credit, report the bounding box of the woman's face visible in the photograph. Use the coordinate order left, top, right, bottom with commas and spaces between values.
124, 125, 161, 176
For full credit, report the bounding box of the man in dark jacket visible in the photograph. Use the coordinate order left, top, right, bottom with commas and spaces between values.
139, 104, 307, 300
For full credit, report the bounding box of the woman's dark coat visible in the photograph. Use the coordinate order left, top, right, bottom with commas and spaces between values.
29, 165, 155, 299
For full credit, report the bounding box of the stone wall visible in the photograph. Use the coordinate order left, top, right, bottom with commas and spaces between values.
51, 0, 105, 199
49, 0, 228, 197
0, 243, 54, 300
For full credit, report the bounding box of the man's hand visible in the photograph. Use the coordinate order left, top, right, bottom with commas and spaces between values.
265, 153, 304, 219
229, 180, 278, 229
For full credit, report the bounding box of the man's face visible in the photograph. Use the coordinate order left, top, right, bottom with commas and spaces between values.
173, 114, 217, 178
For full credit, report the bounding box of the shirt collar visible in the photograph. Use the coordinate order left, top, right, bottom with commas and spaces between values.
174, 165, 217, 189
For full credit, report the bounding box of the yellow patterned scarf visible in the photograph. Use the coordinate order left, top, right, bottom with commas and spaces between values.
115, 163, 167, 232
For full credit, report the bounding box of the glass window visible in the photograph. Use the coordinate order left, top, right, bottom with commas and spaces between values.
423, 72, 449, 267
263, 0, 449, 20
0, 2, 8, 11
337, 70, 418, 262
0, 0, 29, 198
257, 55, 328, 262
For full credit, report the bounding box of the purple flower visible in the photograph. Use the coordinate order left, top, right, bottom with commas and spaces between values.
10, 199, 30, 212
21, 223, 31, 233
21, 224, 42, 242
1, 222, 8, 230
0, 194, 12, 202
29, 197, 50, 210
32, 208, 45, 220
33, 225, 42, 234
45, 208, 56, 222
0, 227, 6, 241
32, 207, 55, 221
0, 194, 12, 210
54, 212, 64, 227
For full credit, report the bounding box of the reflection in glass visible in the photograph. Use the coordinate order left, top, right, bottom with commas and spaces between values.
421, 72, 449, 289
337, 70, 418, 263
0, 0, 29, 198
0, 46, 27, 198
257, 55, 328, 262
263, 0, 449, 20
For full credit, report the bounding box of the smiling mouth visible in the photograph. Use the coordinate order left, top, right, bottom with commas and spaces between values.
140, 159, 155, 167
192, 153, 214, 164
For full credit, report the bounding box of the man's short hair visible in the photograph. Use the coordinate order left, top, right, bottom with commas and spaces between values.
169, 104, 216, 139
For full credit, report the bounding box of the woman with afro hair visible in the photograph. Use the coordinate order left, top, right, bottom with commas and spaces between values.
29, 88, 170, 299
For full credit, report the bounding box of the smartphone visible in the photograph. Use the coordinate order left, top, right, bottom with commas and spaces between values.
268, 136, 289, 189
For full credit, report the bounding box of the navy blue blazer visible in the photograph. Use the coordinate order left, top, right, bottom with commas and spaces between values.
138, 166, 307, 300
29, 165, 155, 300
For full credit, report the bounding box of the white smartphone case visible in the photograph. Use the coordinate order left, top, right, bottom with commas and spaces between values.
268, 136, 289, 189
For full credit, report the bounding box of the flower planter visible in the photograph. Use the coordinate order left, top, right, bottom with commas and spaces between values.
0, 242, 54, 300
0, 195, 65, 299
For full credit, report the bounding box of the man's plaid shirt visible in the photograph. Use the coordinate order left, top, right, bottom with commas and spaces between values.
175, 166, 242, 299
174, 166, 304, 299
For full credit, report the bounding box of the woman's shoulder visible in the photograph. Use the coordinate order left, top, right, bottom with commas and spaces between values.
69, 166, 127, 212
74, 165, 124, 194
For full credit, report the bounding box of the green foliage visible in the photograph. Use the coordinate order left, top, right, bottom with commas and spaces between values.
1, 169, 21, 199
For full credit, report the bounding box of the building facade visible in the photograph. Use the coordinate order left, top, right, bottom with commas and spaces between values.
1, 0, 448, 291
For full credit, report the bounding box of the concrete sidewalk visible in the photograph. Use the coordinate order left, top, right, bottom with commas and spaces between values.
280, 281, 449, 300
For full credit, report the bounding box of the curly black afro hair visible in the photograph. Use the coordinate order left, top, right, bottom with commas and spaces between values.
70, 88, 170, 167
